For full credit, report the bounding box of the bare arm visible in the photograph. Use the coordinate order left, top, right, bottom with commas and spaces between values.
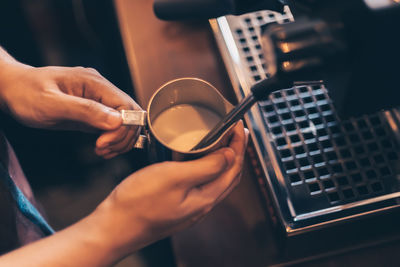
0, 210, 124, 266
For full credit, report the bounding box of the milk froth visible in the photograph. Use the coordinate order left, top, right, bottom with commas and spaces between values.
152, 104, 221, 151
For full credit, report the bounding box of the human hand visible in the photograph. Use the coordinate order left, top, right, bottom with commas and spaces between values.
0, 63, 141, 158
94, 121, 248, 257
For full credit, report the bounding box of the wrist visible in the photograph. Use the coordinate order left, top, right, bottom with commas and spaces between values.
0, 46, 17, 65
0, 47, 31, 71
0, 46, 34, 80
0, 58, 33, 78
0, 59, 34, 113
87, 198, 149, 262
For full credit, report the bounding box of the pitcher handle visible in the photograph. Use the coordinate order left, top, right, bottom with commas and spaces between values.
121, 110, 148, 149
121, 110, 147, 126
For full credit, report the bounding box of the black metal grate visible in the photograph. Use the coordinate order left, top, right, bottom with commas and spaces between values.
258, 85, 399, 205
233, 11, 293, 83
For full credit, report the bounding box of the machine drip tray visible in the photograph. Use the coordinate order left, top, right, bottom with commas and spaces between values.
210, 8, 400, 235
259, 84, 400, 231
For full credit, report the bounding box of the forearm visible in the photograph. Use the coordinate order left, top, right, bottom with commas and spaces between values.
0, 205, 135, 267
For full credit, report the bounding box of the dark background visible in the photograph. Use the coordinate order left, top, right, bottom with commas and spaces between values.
0, 1, 174, 266
0, 0, 139, 188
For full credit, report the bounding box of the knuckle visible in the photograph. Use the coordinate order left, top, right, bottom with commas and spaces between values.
73, 66, 86, 72
84, 100, 107, 118
85, 67, 100, 75
118, 95, 136, 110
84, 100, 97, 111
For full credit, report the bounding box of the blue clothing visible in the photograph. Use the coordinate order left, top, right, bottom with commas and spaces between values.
0, 163, 54, 236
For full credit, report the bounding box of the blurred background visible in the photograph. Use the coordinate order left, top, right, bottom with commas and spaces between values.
0, 1, 174, 266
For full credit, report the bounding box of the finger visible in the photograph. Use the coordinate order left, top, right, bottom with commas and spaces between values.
171, 122, 245, 187
227, 120, 247, 158
214, 169, 242, 204
184, 123, 246, 206
192, 149, 240, 197
99, 127, 138, 155
117, 127, 142, 154
96, 126, 130, 149
78, 68, 141, 111
102, 152, 119, 159
180, 171, 241, 219
96, 125, 141, 157
95, 147, 110, 157
185, 173, 242, 218
172, 148, 235, 187
54, 94, 122, 131
183, 158, 242, 214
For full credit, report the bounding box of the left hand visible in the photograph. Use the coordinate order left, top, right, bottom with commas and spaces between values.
94, 121, 248, 257
0, 63, 141, 158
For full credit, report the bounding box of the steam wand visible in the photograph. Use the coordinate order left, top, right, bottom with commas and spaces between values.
191, 77, 288, 150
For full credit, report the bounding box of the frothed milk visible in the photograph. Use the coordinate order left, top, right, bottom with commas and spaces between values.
152, 104, 221, 151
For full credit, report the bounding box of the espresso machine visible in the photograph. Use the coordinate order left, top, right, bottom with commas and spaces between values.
153, 0, 400, 239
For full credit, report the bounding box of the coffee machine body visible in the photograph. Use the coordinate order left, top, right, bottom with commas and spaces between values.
283, 0, 400, 117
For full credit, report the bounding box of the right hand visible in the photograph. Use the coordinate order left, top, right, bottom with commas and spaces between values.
95, 121, 248, 257
0, 63, 141, 159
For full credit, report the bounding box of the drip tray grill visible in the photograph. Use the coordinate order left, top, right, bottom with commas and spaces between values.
259, 85, 399, 215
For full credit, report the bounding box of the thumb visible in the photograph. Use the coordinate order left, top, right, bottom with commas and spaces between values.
175, 148, 235, 186
57, 94, 122, 130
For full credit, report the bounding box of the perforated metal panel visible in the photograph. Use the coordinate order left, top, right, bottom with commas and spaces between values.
231, 10, 292, 83
210, 8, 400, 233
260, 85, 398, 208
